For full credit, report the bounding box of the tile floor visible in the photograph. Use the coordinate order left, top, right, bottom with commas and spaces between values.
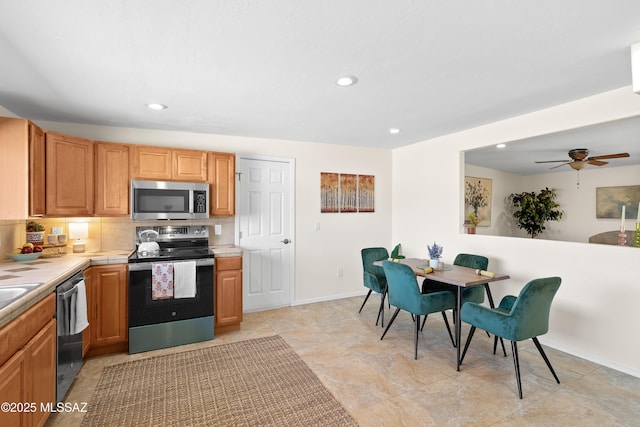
47, 297, 640, 426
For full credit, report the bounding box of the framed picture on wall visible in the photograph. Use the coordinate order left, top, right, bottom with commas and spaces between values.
339, 174, 357, 212
358, 175, 375, 212
464, 176, 492, 226
596, 185, 640, 218
320, 172, 339, 213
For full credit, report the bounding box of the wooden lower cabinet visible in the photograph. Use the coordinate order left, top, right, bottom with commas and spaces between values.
25, 319, 56, 427
0, 294, 56, 427
85, 264, 128, 357
215, 256, 243, 334
0, 349, 26, 427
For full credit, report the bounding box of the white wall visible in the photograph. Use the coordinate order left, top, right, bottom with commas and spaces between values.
392, 86, 640, 377
34, 120, 393, 304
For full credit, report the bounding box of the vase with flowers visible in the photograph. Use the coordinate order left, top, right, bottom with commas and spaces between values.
427, 242, 443, 268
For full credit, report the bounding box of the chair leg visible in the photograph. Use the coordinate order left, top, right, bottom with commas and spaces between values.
511, 341, 523, 399
380, 308, 401, 340
358, 289, 372, 313
460, 325, 476, 364
532, 337, 560, 384
414, 314, 421, 360
376, 289, 386, 327
493, 335, 508, 357
420, 314, 427, 331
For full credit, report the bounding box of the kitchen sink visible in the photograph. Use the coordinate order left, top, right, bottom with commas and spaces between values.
0, 283, 42, 309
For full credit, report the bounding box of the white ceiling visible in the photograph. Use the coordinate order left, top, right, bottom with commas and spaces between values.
465, 115, 640, 175
1, 0, 640, 155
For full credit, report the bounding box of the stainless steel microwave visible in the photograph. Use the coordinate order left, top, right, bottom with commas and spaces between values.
130, 180, 209, 220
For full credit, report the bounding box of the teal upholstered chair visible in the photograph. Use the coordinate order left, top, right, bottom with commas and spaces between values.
420, 254, 488, 341
460, 276, 562, 398
359, 247, 389, 327
381, 261, 456, 359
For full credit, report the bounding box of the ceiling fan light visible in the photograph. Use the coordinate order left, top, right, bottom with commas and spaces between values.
569, 161, 587, 170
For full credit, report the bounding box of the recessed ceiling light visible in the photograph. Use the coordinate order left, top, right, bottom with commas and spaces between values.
335, 75, 358, 87
388, 128, 400, 134
496, 143, 506, 148
146, 103, 168, 110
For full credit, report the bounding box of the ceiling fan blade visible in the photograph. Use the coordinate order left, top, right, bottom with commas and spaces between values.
535, 160, 570, 163
588, 152, 630, 160
587, 159, 608, 166
549, 162, 571, 169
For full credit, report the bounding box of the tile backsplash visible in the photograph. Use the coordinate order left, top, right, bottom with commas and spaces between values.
1, 217, 235, 258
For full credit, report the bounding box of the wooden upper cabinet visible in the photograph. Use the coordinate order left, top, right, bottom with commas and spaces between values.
130, 145, 207, 182
208, 152, 235, 216
130, 145, 172, 180
45, 132, 94, 216
95, 142, 129, 216
29, 122, 46, 217
0, 117, 33, 219
172, 149, 207, 182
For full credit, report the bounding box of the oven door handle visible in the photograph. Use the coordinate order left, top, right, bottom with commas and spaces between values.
128, 258, 215, 271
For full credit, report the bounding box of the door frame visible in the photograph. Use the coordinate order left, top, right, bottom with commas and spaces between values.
234, 153, 296, 311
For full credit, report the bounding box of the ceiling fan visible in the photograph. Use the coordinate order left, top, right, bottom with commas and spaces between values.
535, 148, 630, 170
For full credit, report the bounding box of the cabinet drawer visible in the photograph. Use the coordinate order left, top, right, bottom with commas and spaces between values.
216, 256, 242, 271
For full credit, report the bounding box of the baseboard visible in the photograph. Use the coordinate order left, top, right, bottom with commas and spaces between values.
292, 290, 367, 306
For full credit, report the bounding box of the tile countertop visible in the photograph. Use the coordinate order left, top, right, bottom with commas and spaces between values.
0, 247, 243, 329
211, 245, 243, 257
0, 250, 132, 329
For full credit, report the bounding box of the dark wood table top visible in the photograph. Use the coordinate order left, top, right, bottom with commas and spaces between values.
376, 258, 510, 287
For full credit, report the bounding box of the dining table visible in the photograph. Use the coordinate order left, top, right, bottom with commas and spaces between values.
375, 257, 510, 371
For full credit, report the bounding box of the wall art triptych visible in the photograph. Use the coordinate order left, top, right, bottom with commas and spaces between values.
320, 172, 374, 213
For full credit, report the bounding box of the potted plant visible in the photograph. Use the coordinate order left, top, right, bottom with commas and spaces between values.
427, 242, 443, 268
465, 213, 479, 234
26, 220, 45, 244
508, 187, 564, 238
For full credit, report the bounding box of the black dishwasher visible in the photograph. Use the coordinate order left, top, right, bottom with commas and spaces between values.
56, 270, 85, 403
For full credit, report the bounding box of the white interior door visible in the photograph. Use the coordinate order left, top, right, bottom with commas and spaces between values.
237, 156, 294, 311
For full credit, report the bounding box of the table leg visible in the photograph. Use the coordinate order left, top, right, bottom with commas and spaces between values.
456, 286, 462, 371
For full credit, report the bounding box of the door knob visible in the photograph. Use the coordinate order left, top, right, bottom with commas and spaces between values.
280, 238, 291, 244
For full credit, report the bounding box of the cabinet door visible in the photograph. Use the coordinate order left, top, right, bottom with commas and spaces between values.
215, 270, 243, 326
0, 349, 26, 427
25, 319, 56, 427
29, 122, 46, 216
95, 142, 129, 215
130, 145, 172, 180
172, 149, 207, 182
208, 152, 235, 216
92, 265, 128, 346
215, 256, 242, 327
0, 117, 30, 219
45, 132, 94, 216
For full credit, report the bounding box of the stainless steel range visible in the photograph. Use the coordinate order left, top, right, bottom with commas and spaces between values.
128, 225, 214, 354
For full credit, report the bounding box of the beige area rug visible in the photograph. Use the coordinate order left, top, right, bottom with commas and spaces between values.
81, 335, 357, 427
